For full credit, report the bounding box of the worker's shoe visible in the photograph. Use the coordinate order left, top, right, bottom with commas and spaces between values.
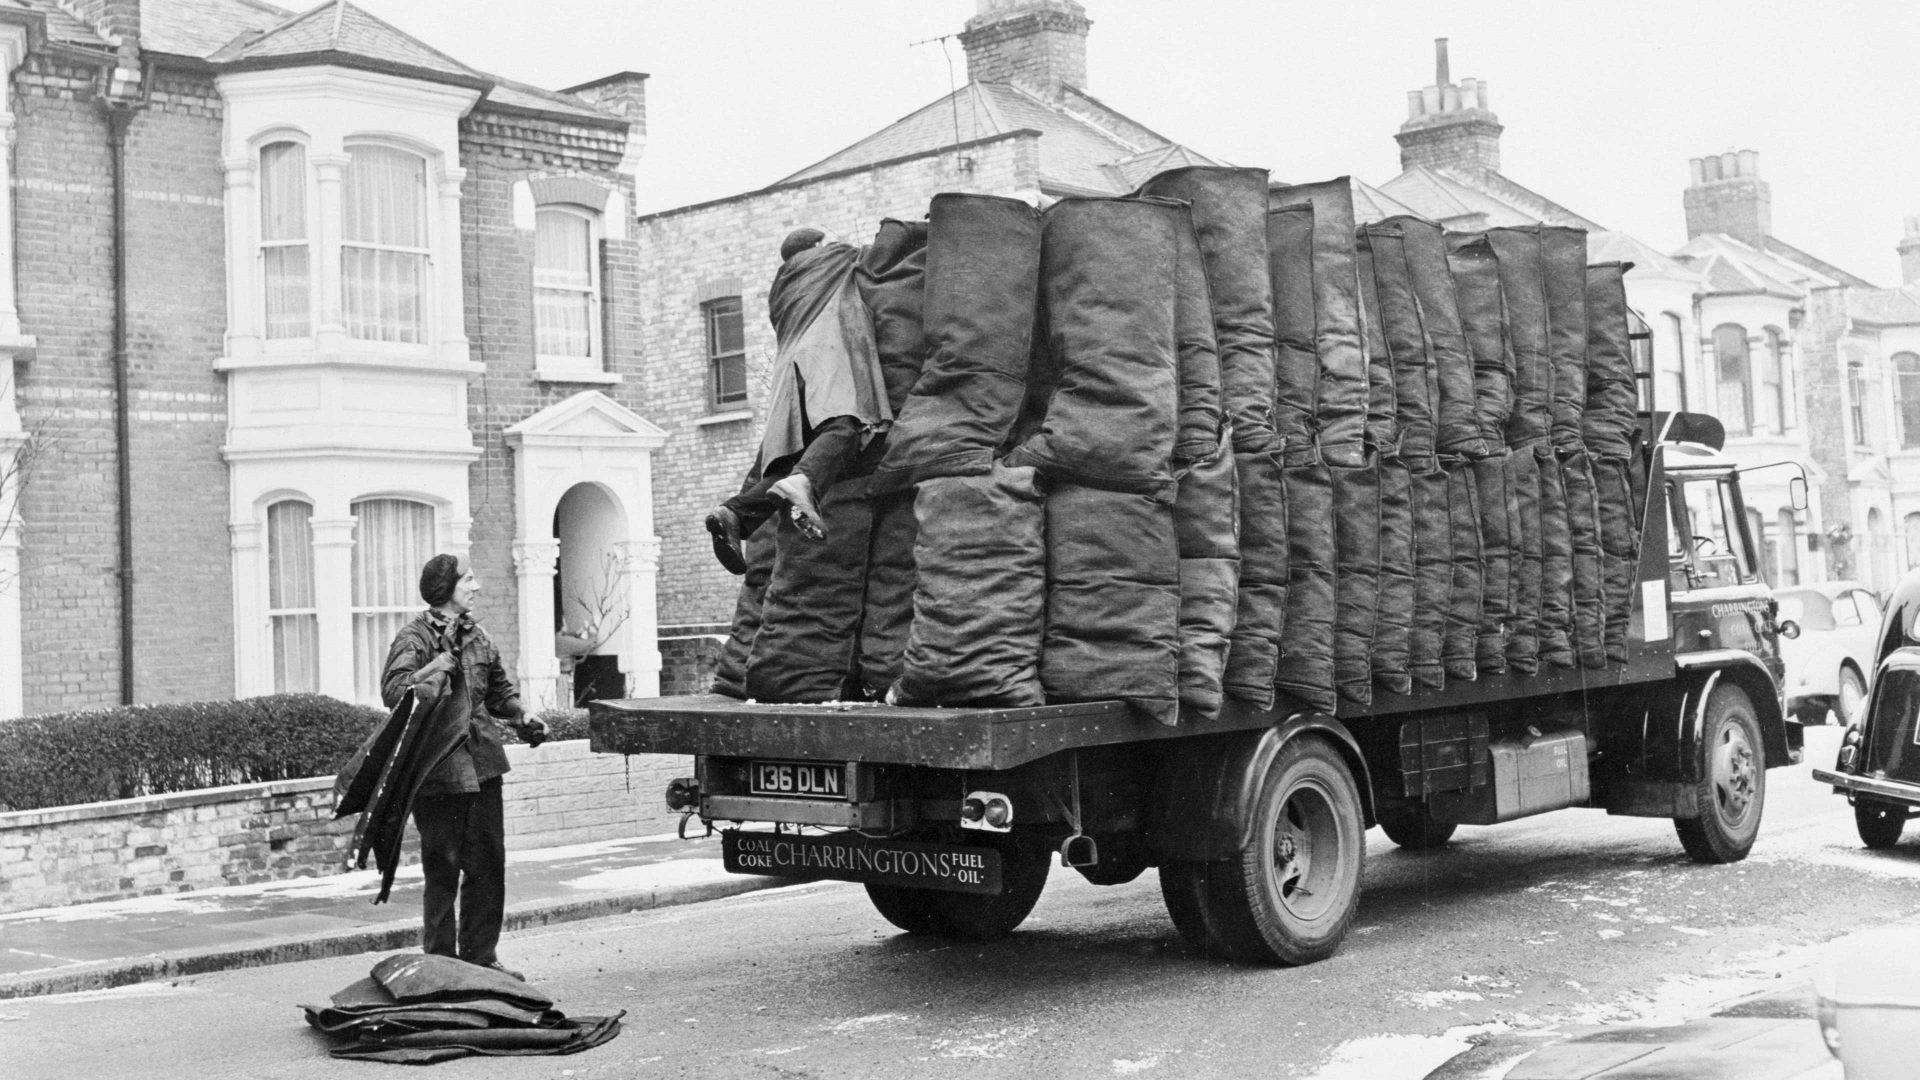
478, 959, 525, 982
704, 506, 747, 575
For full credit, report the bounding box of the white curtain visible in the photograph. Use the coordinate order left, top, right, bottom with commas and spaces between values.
534, 209, 593, 358
266, 500, 318, 693
342, 147, 427, 344
351, 498, 437, 703
259, 142, 310, 340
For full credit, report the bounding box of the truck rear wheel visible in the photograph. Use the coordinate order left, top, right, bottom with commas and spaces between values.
1675, 683, 1765, 863
1193, 735, 1364, 965
1855, 800, 1906, 849
864, 833, 1050, 941
1377, 802, 1457, 850
1158, 861, 1221, 955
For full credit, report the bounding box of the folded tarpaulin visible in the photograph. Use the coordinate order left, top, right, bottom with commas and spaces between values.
1540, 226, 1605, 669
1223, 446, 1285, 708
1006, 196, 1180, 498
1275, 459, 1337, 713
1593, 454, 1639, 662
1332, 458, 1381, 707
1442, 460, 1484, 681
1177, 428, 1240, 721
872, 194, 1042, 493
301, 956, 621, 1063
1043, 481, 1181, 726
744, 480, 875, 703
334, 684, 466, 904
1267, 203, 1319, 455
891, 463, 1047, 707
857, 219, 931, 414
1136, 166, 1276, 453
710, 527, 778, 699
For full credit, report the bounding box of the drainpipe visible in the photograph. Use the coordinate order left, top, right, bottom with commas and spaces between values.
100, 73, 142, 705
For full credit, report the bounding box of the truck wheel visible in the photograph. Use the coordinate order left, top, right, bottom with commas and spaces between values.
1855, 800, 1906, 849
864, 834, 1050, 941
1675, 683, 1765, 864
1158, 861, 1222, 955
1377, 803, 1457, 850
1194, 735, 1364, 965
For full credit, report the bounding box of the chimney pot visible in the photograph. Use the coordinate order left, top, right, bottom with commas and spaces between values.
1738, 149, 1759, 178
1689, 158, 1705, 185
1406, 89, 1424, 120
1436, 37, 1450, 86
1421, 85, 1441, 114
1719, 151, 1739, 179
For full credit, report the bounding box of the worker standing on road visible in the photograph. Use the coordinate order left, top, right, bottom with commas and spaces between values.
380, 554, 549, 981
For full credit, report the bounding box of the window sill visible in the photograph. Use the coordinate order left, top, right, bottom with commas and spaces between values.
693, 409, 753, 428
535, 365, 622, 385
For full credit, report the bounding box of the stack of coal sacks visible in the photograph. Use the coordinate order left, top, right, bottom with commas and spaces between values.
712, 166, 1646, 721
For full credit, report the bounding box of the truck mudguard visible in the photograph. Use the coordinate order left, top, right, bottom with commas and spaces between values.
1149, 717, 1375, 861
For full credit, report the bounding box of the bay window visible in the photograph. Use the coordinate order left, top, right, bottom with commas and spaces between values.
342, 146, 428, 345
259, 141, 310, 339
266, 500, 318, 692
350, 497, 436, 702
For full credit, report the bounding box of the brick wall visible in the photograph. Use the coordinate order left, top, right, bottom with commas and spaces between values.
1801, 286, 1853, 579
635, 133, 1041, 676
659, 623, 728, 695
457, 109, 645, 680
1395, 116, 1503, 175
0, 741, 692, 913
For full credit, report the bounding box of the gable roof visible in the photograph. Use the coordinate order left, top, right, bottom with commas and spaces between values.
1674, 232, 1844, 299
7, 0, 110, 48
777, 79, 1219, 196
1761, 236, 1876, 290
1587, 230, 1699, 282
1377, 165, 1601, 232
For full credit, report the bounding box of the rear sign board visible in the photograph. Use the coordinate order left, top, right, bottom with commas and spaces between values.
722, 830, 1002, 894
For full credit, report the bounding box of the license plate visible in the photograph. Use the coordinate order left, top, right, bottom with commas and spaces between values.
722, 830, 1002, 894
747, 759, 846, 800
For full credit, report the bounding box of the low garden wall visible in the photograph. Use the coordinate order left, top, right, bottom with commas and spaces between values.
0, 742, 690, 914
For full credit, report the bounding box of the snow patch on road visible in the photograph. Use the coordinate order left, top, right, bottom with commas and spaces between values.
565, 859, 735, 891
931, 1021, 1039, 1059
1111, 1054, 1161, 1074
1305, 1025, 1506, 1080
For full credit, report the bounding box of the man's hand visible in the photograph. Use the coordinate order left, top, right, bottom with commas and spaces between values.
511, 716, 550, 749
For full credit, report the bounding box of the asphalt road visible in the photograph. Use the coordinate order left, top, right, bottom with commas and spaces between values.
3, 725, 1912, 1080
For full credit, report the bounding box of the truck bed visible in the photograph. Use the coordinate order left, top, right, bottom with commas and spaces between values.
589, 695, 1152, 770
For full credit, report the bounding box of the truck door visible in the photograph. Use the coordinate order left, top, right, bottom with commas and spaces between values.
1664, 466, 1778, 666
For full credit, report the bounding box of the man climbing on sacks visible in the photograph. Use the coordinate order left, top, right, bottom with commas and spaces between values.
381, 554, 548, 981
703, 227, 890, 572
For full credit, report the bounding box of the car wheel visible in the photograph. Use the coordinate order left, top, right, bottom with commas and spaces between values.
1856, 800, 1906, 849
1837, 666, 1868, 727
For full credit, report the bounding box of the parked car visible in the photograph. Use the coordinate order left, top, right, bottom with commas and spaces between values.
1776, 581, 1880, 726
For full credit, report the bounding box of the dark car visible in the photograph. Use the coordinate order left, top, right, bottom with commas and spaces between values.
1814, 571, 1920, 847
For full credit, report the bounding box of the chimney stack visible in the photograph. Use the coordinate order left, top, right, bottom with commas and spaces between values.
1683, 149, 1772, 248
959, 0, 1091, 103
1394, 38, 1502, 176
1900, 217, 1920, 286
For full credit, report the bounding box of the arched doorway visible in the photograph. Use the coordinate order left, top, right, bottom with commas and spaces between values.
554, 482, 627, 706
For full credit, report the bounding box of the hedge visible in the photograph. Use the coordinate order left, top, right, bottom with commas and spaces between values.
0, 697, 604, 813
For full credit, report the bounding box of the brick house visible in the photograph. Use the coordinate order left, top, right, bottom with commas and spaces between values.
0, 0, 663, 718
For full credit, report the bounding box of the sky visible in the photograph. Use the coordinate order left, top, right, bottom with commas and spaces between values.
351, 0, 1920, 287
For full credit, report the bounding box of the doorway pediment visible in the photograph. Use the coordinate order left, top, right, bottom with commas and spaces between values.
505, 390, 668, 449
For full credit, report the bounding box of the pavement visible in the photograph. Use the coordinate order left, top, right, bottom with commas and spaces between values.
0, 830, 790, 1001
0, 834, 1851, 1079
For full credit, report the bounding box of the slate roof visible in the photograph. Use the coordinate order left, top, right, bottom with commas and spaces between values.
1349, 178, 1423, 225
1587, 230, 1698, 281
1673, 232, 1842, 299
144, 0, 289, 58
1376, 165, 1601, 232
207, 0, 483, 84
777, 80, 1219, 196
8, 0, 110, 48
1846, 284, 1920, 326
